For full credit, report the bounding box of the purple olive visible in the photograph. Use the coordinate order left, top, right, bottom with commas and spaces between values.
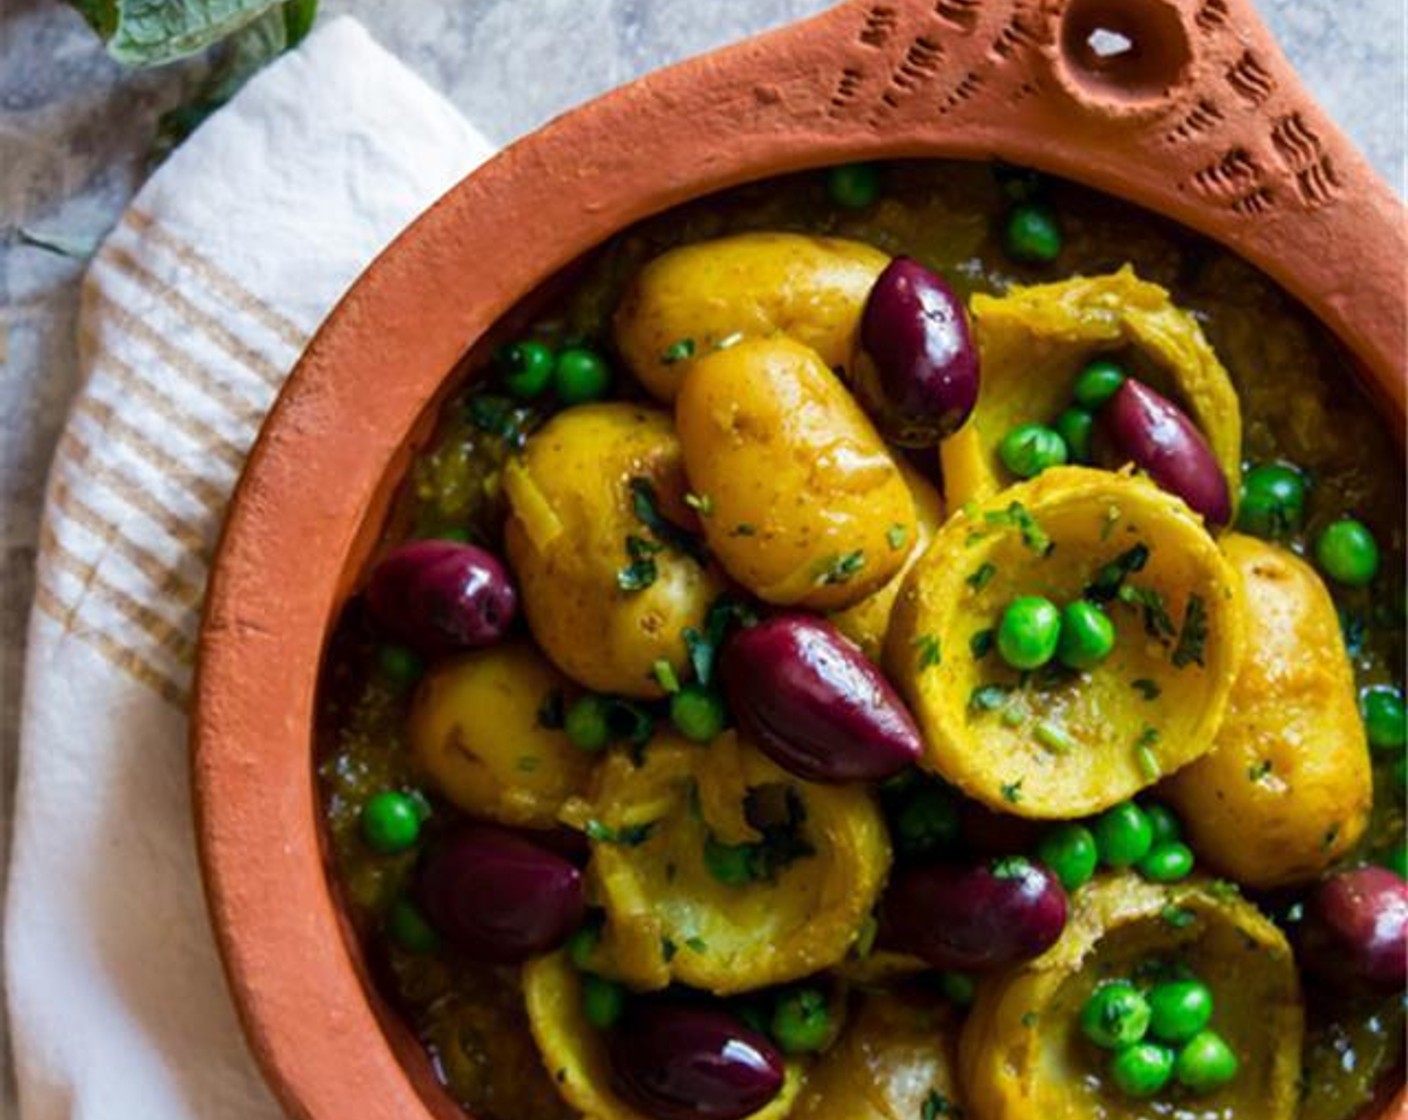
1103, 379, 1232, 526
417, 826, 583, 963
856, 257, 980, 447
608, 1003, 785, 1120
366, 540, 517, 655
720, 614, 922, 783
1301, 866, 1408, 990
882, 856, 1068, 970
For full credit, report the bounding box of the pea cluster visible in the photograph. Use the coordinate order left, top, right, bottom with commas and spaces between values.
997, 358, 1128, 481
995, 594, 1116, 673
563, 681, 726, 754
1081, 966, 1238, 1100
355, 785, 445, 954
495, 337, 613, 405
1037, 800, 1194, 892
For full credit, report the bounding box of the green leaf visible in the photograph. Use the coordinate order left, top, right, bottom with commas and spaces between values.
74, 0, 286, 67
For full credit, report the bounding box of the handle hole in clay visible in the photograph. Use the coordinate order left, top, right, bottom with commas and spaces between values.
1059, 0, 1192, 106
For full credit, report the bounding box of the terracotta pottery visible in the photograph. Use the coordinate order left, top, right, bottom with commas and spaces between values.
192, 0, 1407, 1117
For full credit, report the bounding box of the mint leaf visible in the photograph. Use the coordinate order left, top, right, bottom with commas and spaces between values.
73, 0, 286, 67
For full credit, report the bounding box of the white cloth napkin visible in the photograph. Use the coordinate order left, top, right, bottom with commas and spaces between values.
4, 18, 495, 1118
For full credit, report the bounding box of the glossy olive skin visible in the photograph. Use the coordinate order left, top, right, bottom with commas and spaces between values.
366, 540, 517, 655
855, 257, 980, 447
1103, 379, 1232, 526
882, 858, 1068, 971
608, 1003, 786, 1120
1302, 866, 1408, 990
417, 826, 584, 963
720, 614, 922, 783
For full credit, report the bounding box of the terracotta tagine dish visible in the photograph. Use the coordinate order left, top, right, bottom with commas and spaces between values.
192, 1, 1408, 1119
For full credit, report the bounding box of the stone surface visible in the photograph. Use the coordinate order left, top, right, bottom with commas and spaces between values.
0, 0, 1402, 1113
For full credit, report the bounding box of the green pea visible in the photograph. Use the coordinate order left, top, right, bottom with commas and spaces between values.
1142, 801, 1182, 846
704, 837, 755, 886
938, 971, 976, 1008
1073, 359, 1127, 410
826, 163, 882, 209
360, 791, 423, 854
1237, 463, 1307, 539
1037, 823, 1099, 892
495, 339, 555, 399
553, 346, 612, 404
1174, 1030, 1239, 1093
998, 423, 1068, 479
385, 898, 440, 954
1110, 1041, 1176, 1098
565, 696, 612, 752
377, 643, 424, 688
1004, 203, 1062, 263
1057, 600, 1116, 670
1361, 685, 1407, 751
581, 974, 626, 1030
1056, 407, 1095, 463
894, 785, 961, 857
770, 986, 833, 1054
1080, 981, 1152, 1050
1315, 517, 1380, 587
1092, 802, 1154, 868
997, 595, 1063, 671
1147, 979, 1214, 1043
671, 685, 727, 743
566, 922, 602, 970
1138, 841, 1195, 883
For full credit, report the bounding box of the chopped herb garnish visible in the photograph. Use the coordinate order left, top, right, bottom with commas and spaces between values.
817, 549, 866, 585
887, 523, 909, 551
922, 1089, 962, 1118
914, 634, 943, 671
467, 393, 535, 447
967, 562, 997, 590
536, 689, 566, 729
741, 786, 816, 880
971, 683, 1013, 711
1135, 743, 1161, 781
684, 936, 708, 954
1000, 779, 1024, 804
653, 660, 681, 694
854, 916, 879, 959
1172, 593, 1209, 668
969, 628, 995, 659
1135, 725, 1161, 750
992, 855, 1032, 880
682, 595, 757, 687
1131, 678, 1161, 700
1322, 823, 1341, 851
661, 338, 696, 365
516, 755, 541, 773
1160, 905, 1196, 930
1020, 1010, 1039, 1028
629, 476, 709, 565
1085, 543, 1150, 602
730, 523, 758, 537
1118, 584, 1177, 639
661, 937, 679, 962
684, 491, 714, 516
1034, 720, 1078, 755
586, 819, 655, 847
1208, 878, 1242, 901
1248, 758, 1273, 782
1340, 608, 1367, 657
617, 557, 658, 591
984, 501, 1053, 555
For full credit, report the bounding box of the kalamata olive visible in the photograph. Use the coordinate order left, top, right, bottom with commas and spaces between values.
417, 826, 583, 963
1301, 866, 1408, 990
720, 614, 922, 782
856, 257, 980, 447
608, 1002, 786, 1120
1103, 379, 1232, 526
366, 540, 517, 654
882, 856, 1068, 970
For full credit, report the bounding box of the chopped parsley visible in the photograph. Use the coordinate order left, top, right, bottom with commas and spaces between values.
966, 562, 997, 591
1020, 1011, 1039, 1028
1172, 593, 1209, 668
661, 937, 679, 962
684, 491, 714, 516
1085, 543, 1150, 602
653, 659, 681, 694
684, 936, 708, 954
970, 683, 1014, 711
913, 634, 943, 671
1034, 720, 1079, 755
586, 820, 655, 847
629, 476, 709, 565
1130, 678, 1161, 700
660, 338, 696, 365
617, 534, 663, 592
1248, 758, 1273, 782
682, 595, 757, 687
740, 785, 816, 880
992, 855, 1032, 880
1000, 779, 1025, 804
467, 393, 534, 448
1134, 726, 1162, 778
922, 1090, 962, 1118
969, 628, 995, 659
984, 501, 1053, 555
1119, 583, 1177, 639
887, 523, 910, 551
1160, 905, 1196, 930
817, 549, 866, 585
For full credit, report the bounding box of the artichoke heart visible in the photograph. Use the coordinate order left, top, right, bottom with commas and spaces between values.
960, 874, 1303, 1120
943, 268, 1241, 512
886, 468, 1246, 818
572, 732, 890, 994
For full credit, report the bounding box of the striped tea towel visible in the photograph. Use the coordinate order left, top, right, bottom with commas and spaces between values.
4, 18, 495, 1119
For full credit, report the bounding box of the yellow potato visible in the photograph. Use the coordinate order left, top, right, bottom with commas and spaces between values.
829, 460, 945, 661
614, 232, 890, 402
792, 992, 966, 1120
886, 467, 1246, 818
961, 875, 1303, 1120
522, 951, 802, 1120
407, 642, 592, 829
942, 268, 1242, 516
569, 731, 890, 995
503, 403, 724, 697
676, 337, 916, 611
1163, 534, 1371, 887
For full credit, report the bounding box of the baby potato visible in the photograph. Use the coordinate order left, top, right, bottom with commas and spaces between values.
1164, 534, 1371, 888
676, 337, 915, 611
408, 642, 592, 828
829, 460, 944, 661
503, 403, 723, 697
614, 232, 890, 402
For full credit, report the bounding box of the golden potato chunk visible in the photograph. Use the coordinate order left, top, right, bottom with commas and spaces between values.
408, 642, 592, 828
566, 731, 890, 994
1163, 534, 1371, 888
676, 337, 915, 611
961, 875, 1303, 1120
943, 268, 1241, 514
504, 403, 724, 697
614, 232, 889, 402
886, 467, 1246, 818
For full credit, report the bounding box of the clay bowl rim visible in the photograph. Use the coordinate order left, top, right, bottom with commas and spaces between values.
192, 2, 1408, 1119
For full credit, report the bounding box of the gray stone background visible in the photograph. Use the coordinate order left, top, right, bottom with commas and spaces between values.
0, 0, 1403, 1112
